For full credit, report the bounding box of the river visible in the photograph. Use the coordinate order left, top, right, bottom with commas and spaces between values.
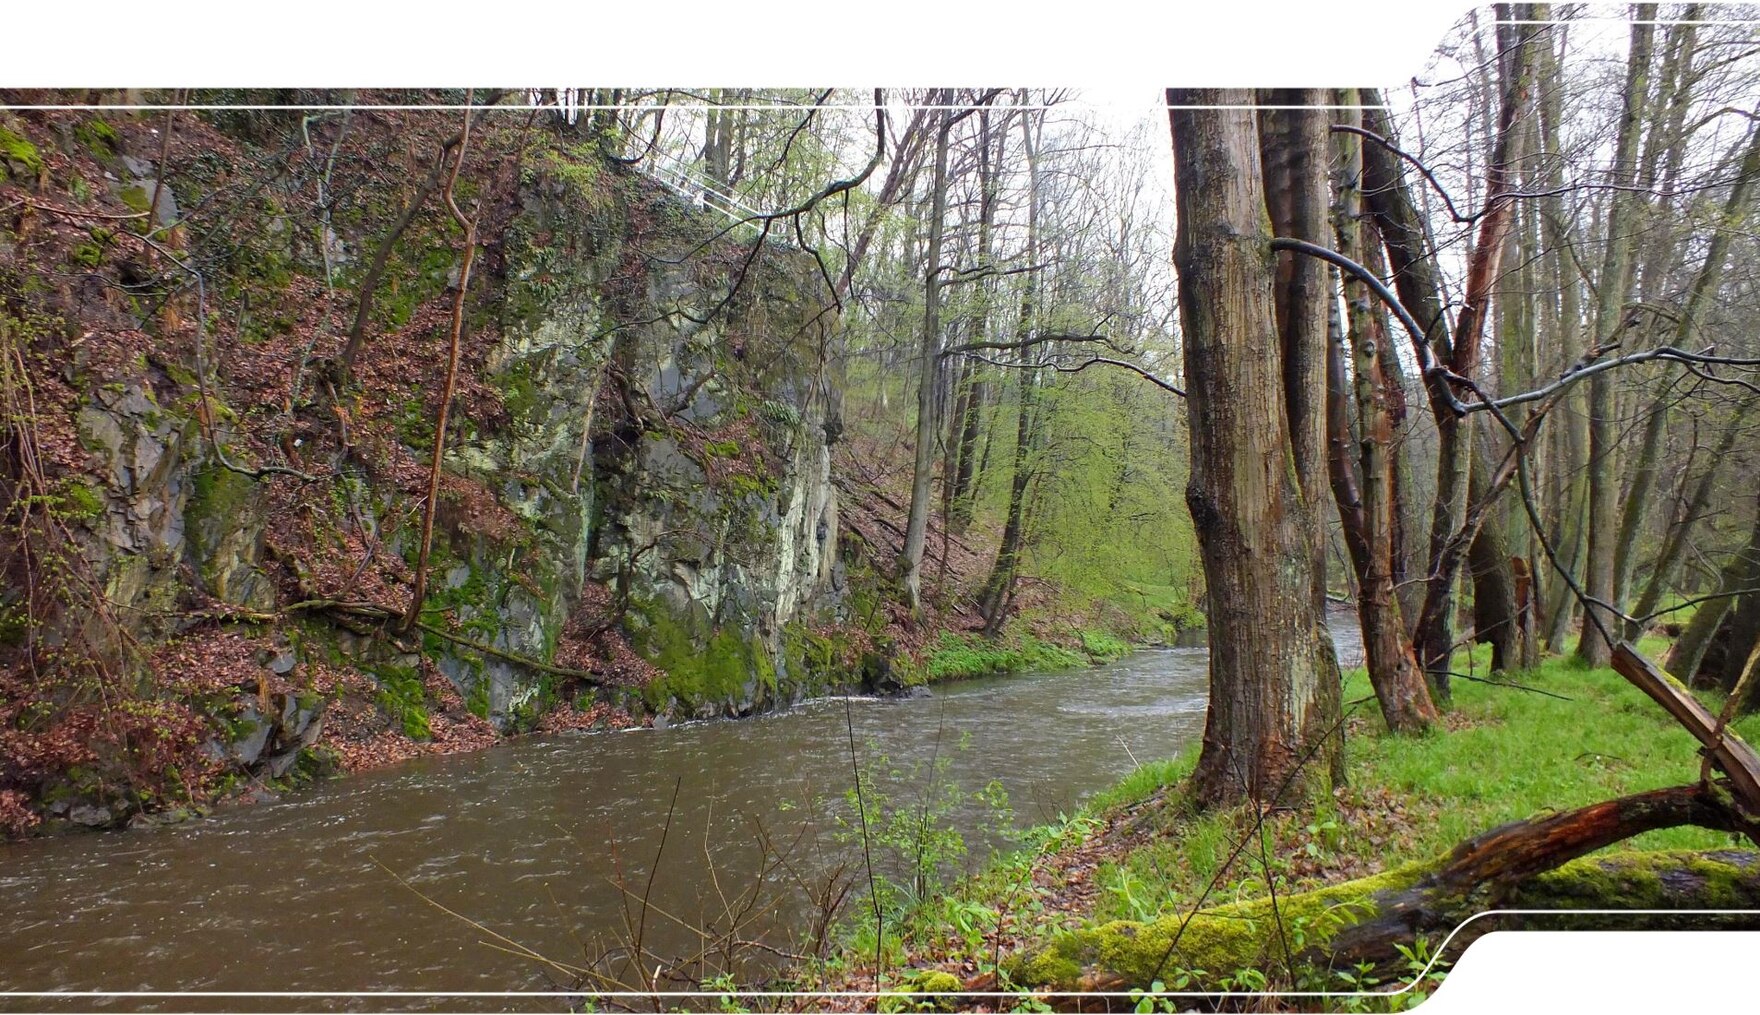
0, 614, 1361, 1010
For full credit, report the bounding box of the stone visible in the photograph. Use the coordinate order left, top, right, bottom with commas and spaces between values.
67, 804, 114, 828
227, 709, 273, 767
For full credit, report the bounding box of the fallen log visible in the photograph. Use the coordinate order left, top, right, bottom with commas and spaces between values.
1008, 781, 1760, 997
1611, 642, 1760, 810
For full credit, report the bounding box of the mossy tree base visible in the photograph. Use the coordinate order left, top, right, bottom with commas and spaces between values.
1009, 780, 1760, 996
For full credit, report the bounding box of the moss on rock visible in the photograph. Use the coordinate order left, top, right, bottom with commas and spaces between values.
0, 126, 43, 179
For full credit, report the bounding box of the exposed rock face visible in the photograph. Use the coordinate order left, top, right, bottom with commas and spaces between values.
399, 159, 847, 724
0, 110, 871, 835
66, 150, 845, 760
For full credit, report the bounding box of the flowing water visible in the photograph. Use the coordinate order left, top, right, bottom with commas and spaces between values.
0, 615, 1360, 1010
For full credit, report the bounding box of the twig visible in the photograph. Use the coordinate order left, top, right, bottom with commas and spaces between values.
843, 695, 884, 994
1441, 670, 1574, 700
635, 777, 684, 1006
403, 95, 481, 633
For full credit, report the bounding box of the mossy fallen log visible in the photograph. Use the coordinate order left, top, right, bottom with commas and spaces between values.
1009, 781, 1760, 995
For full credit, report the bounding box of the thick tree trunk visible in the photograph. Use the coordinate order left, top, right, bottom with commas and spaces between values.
1169, 89, 1340, 805
1707, 591, 1760, 695
1258, 90, 1347, 780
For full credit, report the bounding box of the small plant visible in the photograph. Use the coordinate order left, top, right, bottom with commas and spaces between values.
705, 972, 751, 1014
837, 740, 1016, 907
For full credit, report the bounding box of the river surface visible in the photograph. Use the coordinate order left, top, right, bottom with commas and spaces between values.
0, 616, 1360, 1010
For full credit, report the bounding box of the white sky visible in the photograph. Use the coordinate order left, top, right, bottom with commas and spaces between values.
8, 1, 1475, 90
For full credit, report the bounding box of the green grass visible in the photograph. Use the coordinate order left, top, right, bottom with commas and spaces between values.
920, 632, 1088, 682
845, 636, 1760, 1003
1073, 637, 1760, 927
1342, 636, 1760, 858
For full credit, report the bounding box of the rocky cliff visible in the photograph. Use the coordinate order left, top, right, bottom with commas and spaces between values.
0, 104, 868, 833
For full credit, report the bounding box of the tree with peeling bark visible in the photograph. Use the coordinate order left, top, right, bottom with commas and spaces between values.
1329, 93, 1440, 734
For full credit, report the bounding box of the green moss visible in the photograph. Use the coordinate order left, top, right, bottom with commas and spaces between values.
117, 183, 152, 214
1012, 862, 1425, 989
185, 465, 257, 561
0, 127, 42, 179
879, 969, 965, 1012
782, 622, 852, 695
1516, 849, 1759, 910
465, 679, 492, 721
418, 558, 503, 644
68, 242, 104, 269
55, 478, 105, 521
366, 662, 431, 740
72, 118, 119, 158
635, 600, 769, 712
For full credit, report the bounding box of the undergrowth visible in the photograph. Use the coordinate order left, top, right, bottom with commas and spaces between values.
809, 635, 1760, 1011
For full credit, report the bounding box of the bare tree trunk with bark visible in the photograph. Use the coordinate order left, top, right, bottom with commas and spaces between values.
1170, 88, 1341, 805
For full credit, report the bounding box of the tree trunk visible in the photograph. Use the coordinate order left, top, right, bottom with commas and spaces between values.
1409, 17, 1532, 699
1577, 13, 1656, 666
1258, 89, 1347, 780
1329, 93, 1438, 733
899, 98, 954, 616
1614, 120, 1760, 629
948, 108, 1004, 533
1169, 88, 1340, 805
1469, 432, 1528, 672
1668, 492, 1760, 684
1630, 397, 1757, 638
1530, 7, 1592, 653
977, 107, 1043, 636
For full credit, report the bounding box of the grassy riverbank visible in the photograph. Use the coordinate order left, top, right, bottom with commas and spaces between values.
804, 636, 1760, 1011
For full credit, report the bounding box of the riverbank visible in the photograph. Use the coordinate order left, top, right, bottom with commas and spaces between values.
803, 635, 1760, 1011
0, 635, 1231, 999
5, 615, 1143, 839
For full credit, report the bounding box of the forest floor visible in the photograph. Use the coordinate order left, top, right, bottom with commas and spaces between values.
804, 634, 1760, 1012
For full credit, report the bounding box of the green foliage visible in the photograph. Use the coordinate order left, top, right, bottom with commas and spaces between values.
1344, 636, 1760, 855
921, 632, 1085, 682
1078, 629, 1131, 662
872, 638, 1760, 1006
836, 735, 1016, 939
